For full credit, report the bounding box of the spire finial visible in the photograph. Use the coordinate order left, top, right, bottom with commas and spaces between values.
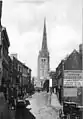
44, 17, 46, 35
44, 17, 46, 25
41, 18, 48, 51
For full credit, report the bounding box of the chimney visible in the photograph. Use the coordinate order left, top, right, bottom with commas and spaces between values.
10, 53, 18, 60
0, 1, 2, 26
79, 44, 83, 54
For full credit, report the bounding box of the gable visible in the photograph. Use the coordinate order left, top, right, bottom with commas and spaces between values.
64, 50, 82, 70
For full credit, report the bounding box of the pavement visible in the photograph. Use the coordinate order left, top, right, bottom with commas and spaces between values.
51, 93, 63, 110
26, 91, 62, 119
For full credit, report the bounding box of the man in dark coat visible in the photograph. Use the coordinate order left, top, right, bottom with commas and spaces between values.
15, 100, 36, 119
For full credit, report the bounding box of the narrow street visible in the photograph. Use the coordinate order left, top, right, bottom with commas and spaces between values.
0, 0, 82, 119
26, 91, 62, 119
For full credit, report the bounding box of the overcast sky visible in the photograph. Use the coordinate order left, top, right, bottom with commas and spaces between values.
1, 0, 82, 76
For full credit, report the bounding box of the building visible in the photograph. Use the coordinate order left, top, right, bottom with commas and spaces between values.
22, 63, 31, 93
10, 53, 18, 60
11, 56, 32, 95
49, 71, 57, 93
8, 56, 13, 87
56, 45, 82, 103
56, 60, 64, 103
0, 1, 10, 100
31, 77, 35, 86
55, 44, 83, 118
37, 19, 50, 87
33, 77, 40, 88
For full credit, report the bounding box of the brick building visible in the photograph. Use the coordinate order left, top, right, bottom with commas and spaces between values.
0, 1, 10, 100
10, 56, 32, 96
56, 44, 82, 105
0, 1, 32, 100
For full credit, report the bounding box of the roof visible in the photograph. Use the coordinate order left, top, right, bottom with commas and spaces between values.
64, 49, 82, 70
0, 26, 10, 47
13, 56, 32, 71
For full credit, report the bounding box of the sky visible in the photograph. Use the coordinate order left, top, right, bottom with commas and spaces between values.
1, 0, 82, 76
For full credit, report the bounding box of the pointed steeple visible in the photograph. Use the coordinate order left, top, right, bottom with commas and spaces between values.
41, 18, 48, 51
0, 1, 2, 26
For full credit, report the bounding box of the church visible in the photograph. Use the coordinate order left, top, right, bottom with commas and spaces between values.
37, 19, 50, 88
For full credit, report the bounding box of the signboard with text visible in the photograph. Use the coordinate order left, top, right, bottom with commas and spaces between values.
64, 87, 77, 97
64, 70, 83, 87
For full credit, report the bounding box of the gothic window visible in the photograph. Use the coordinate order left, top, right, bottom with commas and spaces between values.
41, 59, 46, 62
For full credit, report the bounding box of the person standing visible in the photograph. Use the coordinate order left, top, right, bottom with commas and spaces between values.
0, 92, 11, 119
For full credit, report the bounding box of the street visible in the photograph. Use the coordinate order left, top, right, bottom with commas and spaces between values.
0, 0, 82, 118
26, 91, 62, 119
0, 91, 62, 119
13, 91, 62, 119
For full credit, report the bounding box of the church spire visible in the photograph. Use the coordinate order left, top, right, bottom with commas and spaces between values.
42, 18, 48, 51
0, 1, 2, 26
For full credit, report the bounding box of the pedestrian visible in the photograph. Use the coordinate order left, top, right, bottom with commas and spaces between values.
11, 96, 15, 109
0, 92, 11, 119
15, 99, 36, 119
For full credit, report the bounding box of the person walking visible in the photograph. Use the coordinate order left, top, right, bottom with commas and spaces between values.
0, 91, 11, 119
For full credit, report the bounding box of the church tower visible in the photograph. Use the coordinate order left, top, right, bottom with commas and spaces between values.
37, 19, 50, 87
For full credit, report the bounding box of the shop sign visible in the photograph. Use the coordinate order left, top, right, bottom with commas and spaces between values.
64, 70, 83, 87
64, 87, 77, 97
64, 79, 83, 87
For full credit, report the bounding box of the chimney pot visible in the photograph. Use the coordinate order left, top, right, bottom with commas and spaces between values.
79, 44, 83, 54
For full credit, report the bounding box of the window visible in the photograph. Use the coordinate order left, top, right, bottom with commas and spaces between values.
0, 32, 1, 45
41, 59, 43, 62
18, 65, 19, 71
44, 59, 45, 62
0, 46, 2, 58
41, 59, 46, 62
